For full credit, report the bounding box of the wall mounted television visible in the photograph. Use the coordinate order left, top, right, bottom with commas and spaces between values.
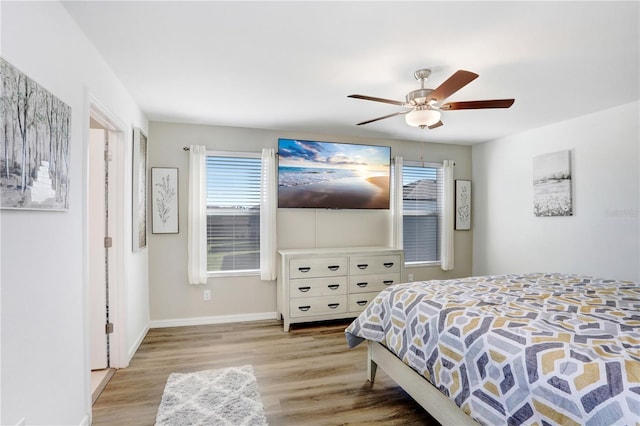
278, 138, 391, 209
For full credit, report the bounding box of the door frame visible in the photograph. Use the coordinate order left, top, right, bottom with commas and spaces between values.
83, 92, 128, 415
88, 126, 109, 370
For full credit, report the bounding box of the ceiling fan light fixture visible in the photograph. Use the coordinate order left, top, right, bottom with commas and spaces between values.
405, 108, 441, 129
349, 69, 514, 129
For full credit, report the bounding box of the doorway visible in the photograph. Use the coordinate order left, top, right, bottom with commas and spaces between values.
87, 98, 126, 404
88, 123, 111, 401
88, 125, 108, 368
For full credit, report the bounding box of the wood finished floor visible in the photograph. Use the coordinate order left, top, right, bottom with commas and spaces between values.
92, 319, 440, 425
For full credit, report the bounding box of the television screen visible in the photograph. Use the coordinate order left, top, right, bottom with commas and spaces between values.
278, 138, 391, 209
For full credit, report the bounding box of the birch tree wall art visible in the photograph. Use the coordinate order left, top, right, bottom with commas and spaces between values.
1, 58, 71, 210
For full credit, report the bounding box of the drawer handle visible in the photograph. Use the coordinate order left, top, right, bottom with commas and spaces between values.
328, 303, 340, 309
356, 282, 368, 288
327, 284, 340, 290
356, 300, 368, 306
298, 305, 311, 312
383, 280, 394, 285
357, 264, 369, 269
298, 267, 311, 273
327, 265, 340, 271
298, 286, 311, 293
383, 262, 394, 268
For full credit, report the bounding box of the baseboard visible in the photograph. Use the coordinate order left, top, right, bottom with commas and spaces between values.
149, 312, 278, 329
127, 324, 149, 363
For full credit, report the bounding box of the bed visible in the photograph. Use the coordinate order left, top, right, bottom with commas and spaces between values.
345, 272, 640, 425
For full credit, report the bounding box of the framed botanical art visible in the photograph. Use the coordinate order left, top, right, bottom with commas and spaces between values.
132, 127, 147, 251
455, 180, 471, 230
151, 167, 179, 234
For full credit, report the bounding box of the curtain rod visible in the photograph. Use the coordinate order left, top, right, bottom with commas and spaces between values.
183, 146, 447, 164
182, 146, 279, 156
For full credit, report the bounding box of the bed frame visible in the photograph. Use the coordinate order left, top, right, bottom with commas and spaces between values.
367, 341, 479, 426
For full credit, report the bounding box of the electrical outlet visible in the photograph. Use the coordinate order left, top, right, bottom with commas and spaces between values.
408, 274, 414, 282
203, 290, 212, 301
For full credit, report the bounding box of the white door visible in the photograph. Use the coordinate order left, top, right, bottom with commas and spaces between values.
89, 127, 108, 370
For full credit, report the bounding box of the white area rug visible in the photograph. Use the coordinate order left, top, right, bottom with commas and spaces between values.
155, 365, 268, 426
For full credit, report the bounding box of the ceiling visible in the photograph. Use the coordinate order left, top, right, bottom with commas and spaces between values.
63, 1, 639, 145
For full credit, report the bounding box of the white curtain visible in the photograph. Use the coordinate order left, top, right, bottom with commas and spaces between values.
260, 148, 277, 281
187, 145, 208, 285
390, 156, 403, 249
441, 160, 455, 271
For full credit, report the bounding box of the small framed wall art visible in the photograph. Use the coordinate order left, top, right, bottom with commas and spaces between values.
455, 180, 471, 230
132, 127, 148, 250
533, 150, 572, 217
151, 167, 179, 234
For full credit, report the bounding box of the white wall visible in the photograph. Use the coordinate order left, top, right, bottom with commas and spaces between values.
148, 121, 473, 324
472, 101, 639, 282
0, 2, 148, 424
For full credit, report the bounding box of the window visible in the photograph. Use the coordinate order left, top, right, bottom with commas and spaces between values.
402, 162, 442, 265
206, 153, 261, 274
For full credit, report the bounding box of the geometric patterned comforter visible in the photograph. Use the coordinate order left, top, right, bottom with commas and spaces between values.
345, 273, 640, 426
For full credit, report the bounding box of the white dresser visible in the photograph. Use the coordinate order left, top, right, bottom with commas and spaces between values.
277, 247, 404, 331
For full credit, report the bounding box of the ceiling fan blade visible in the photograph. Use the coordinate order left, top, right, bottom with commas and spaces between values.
427, 70, 479, 104
348, 94, 409, 107
428, 120, 444, 129
356, 110, 410, 126
440, 99, 515, 110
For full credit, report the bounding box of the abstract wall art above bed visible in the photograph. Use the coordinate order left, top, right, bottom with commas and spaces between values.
533, 150, 573, 217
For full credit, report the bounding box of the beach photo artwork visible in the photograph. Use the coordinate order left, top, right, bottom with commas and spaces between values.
277, 139, 391, 209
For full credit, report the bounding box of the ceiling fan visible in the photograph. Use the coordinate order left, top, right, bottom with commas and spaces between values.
348, 69, 514, 129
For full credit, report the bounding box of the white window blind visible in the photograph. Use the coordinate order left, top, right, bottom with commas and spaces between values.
206, 153, 261, 273
402, 162, 443, 264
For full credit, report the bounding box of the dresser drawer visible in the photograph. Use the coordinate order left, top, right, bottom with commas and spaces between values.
289, 257, 348, 279
290, 276, 347, 298
349, 273, 400, 293
349, 255, 401, 275
289, 295, 348, 318
348, 292, 380, 313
